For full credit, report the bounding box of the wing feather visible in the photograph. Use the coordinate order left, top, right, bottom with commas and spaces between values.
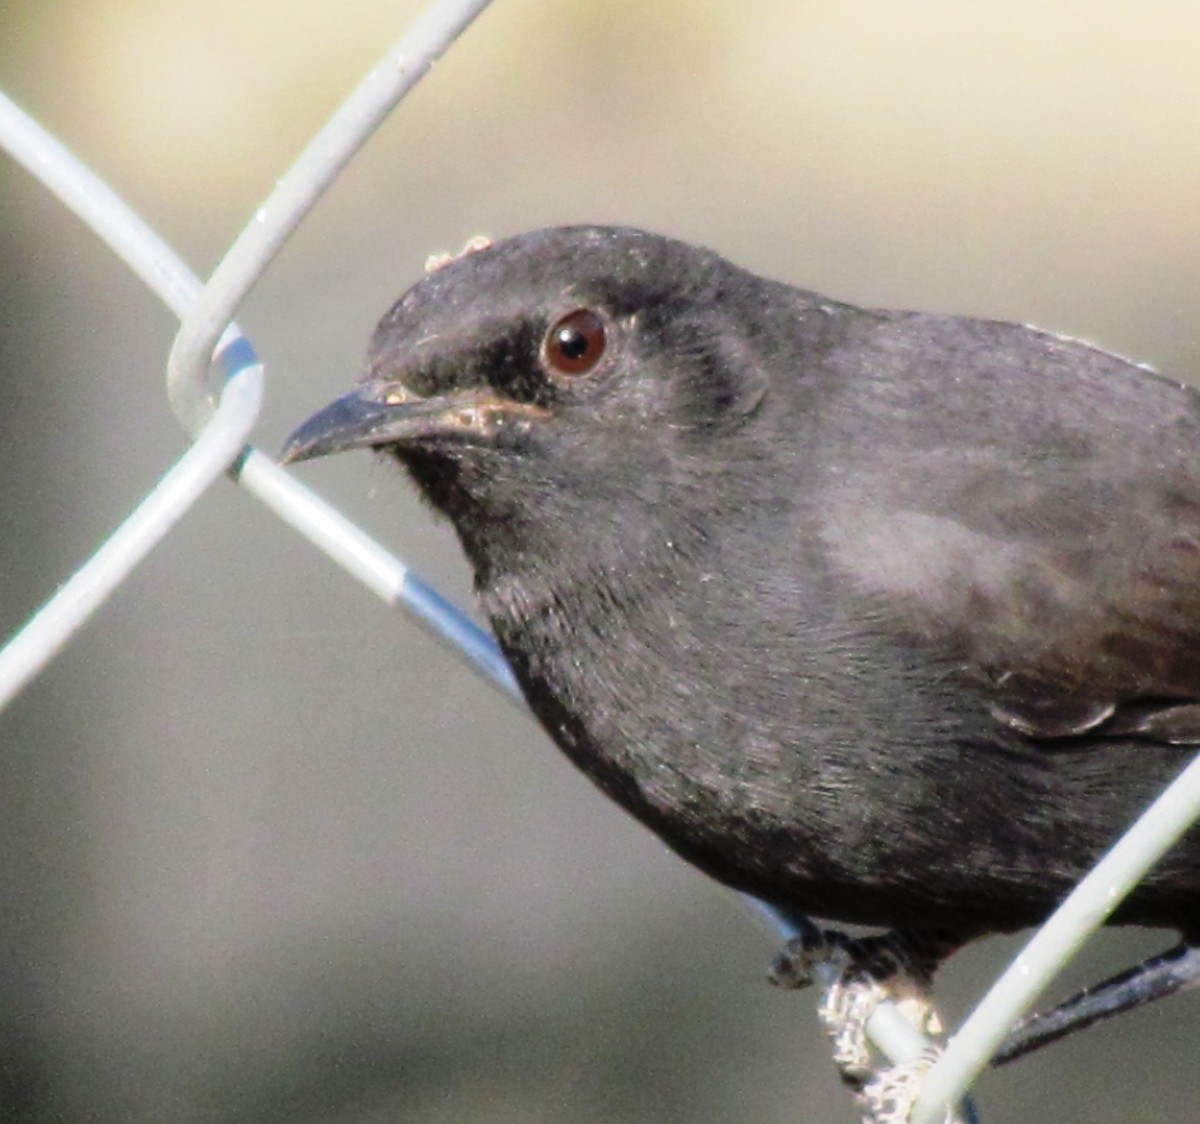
812, 311, 1200, 741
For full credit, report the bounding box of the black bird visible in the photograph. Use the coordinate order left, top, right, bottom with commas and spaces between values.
283, 225, 1200, 1066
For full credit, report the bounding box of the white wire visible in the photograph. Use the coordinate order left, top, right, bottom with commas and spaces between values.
0, 91, 263, 708
0, 0, 500, 711
166, 0, 499, 433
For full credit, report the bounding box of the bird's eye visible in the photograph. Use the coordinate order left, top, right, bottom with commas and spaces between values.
542, 309, 607, 376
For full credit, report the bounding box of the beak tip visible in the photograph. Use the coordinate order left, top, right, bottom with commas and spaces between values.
277, 436, 312, 467
278, 423, 327, 467
279, 385, 385, 467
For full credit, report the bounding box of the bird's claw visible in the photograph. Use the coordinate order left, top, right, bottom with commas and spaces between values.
820, 967, 891, 1082
857, 1047, 966, 1124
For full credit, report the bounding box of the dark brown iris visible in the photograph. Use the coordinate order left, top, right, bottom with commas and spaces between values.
542, 309, 607, 376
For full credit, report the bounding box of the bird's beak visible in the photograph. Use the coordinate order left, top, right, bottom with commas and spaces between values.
280, 380, 550, 466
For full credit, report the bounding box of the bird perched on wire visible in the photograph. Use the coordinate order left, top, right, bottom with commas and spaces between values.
283, 225, 1200, 1085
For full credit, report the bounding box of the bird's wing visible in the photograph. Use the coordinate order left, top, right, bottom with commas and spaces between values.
822, 484, 1200, 740
812, 327, 1200, 742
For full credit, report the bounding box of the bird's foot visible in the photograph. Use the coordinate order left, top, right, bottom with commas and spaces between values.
818, 946, 944, 1086
856, 1047, 968, 1124
770, 928, 945, 1086
820, 963, 893, 1082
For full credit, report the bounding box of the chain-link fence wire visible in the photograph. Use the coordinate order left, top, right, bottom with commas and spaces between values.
2, 4, 1200, 1121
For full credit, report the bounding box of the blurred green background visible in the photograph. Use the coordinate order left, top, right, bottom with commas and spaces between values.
2, 2, 1200, 1121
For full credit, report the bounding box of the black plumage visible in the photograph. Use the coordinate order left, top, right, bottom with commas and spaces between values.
283, 225, 1200, 1057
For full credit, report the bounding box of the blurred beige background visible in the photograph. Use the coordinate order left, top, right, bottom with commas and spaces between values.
2, 2, 1200, 1121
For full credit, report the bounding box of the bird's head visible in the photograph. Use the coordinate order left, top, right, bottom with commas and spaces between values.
282, 226, 789, 576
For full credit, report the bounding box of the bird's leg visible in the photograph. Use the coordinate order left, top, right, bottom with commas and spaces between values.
993, 941, 1200, 1065
766, 919, 851, 989
771, 928, 973, 1122
769, 925, 877, 1079
769, 928, 950, 1085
